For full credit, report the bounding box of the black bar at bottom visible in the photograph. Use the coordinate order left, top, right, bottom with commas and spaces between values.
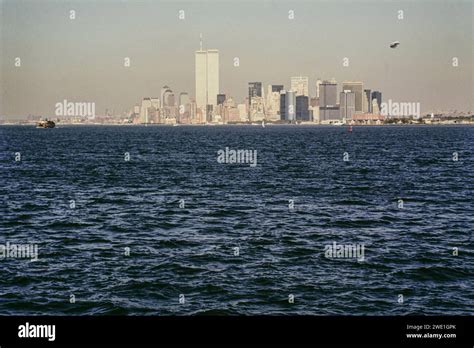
0, 316, 472, 346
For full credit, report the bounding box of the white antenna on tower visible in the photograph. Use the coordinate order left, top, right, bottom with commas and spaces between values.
199, 33, 203, 51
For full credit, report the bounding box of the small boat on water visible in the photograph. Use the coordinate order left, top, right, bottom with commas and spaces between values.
37, 119, 55, 128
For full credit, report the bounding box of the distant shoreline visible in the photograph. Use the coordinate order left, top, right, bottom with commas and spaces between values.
1, 123, 473, 127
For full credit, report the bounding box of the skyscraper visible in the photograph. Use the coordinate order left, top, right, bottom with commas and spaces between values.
340, 90, 356, 121
286, 90, 296, 122
206, 49, 219, 107
165, 92, 175, 107
342, 82, 363, 112
296, 95, 310, 121
280, 91, 286, 121
315, 78, 322, 98
372, 99, 380, 114
140, 98, 152, 123
319, 81, 337, 107
195, 34, 220, 111
150, 97, 160, 110
161, 86, 172, 107
363, 89, 371, 113
248, 82, 262, 100
178, 92, 190, 123
248, 82, 262, 117
371, 91, 382, 113
249, 96, 265, 122
179, 92, 190, 107
266, 84, 283, 121
195, 49, 207, 110
319, 80, 339, 121
217, 94, 226, 105
291, 76, 309, 96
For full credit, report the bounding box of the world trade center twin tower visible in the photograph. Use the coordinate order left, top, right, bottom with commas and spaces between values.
195, 34, 219, 112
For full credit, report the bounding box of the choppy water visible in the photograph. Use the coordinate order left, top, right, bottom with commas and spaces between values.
0, 125, 473, 315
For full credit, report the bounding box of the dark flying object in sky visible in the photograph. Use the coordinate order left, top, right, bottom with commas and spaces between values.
390, 41, 400, 48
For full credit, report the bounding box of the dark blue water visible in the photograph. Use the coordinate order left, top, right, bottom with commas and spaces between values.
0, 125, 473, 315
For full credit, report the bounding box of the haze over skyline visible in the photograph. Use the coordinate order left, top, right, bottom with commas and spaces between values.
1, 0, 472, 118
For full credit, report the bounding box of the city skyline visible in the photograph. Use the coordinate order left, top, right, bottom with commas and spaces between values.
1, 0, 472, 118
128, 74, 386, 125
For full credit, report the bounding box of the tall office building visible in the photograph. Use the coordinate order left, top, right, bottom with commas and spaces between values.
372, 99, 380, 114
319, 81, 337, 107
161, 86, 172, 107
150, 97, 160, 123
280, 91, 286, 121
140, 98, 152, 123
342, 82, 363, 112
296, 95, 310, 121
319, 80, 339, 121
206, 49, 219, 107
371, 91, 382, 113
286, 91, 296, 122
249, 96, 265, 122
195, 34, 219, 111
266, 85, 282, 121
310, 105, 320, 123
315, 78, 322, 98
266, 85, 273, 116
150, 97, 160, 109
178, 92, 190, 123
195, 48, 207, 110
217, 94, 226, 105
165, 93, 175, 107
363, 89, 371, 113
290, 76, 309, 96
190, 100, 197, 122
340, 90, 356, 121
248, 82, 262, 100
248, 82, 262, 117
206, 105, 213, 122
179, 92, 190, 107
280, 90, 296, 122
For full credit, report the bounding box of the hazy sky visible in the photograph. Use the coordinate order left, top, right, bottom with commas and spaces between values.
1, 0, 473, 118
